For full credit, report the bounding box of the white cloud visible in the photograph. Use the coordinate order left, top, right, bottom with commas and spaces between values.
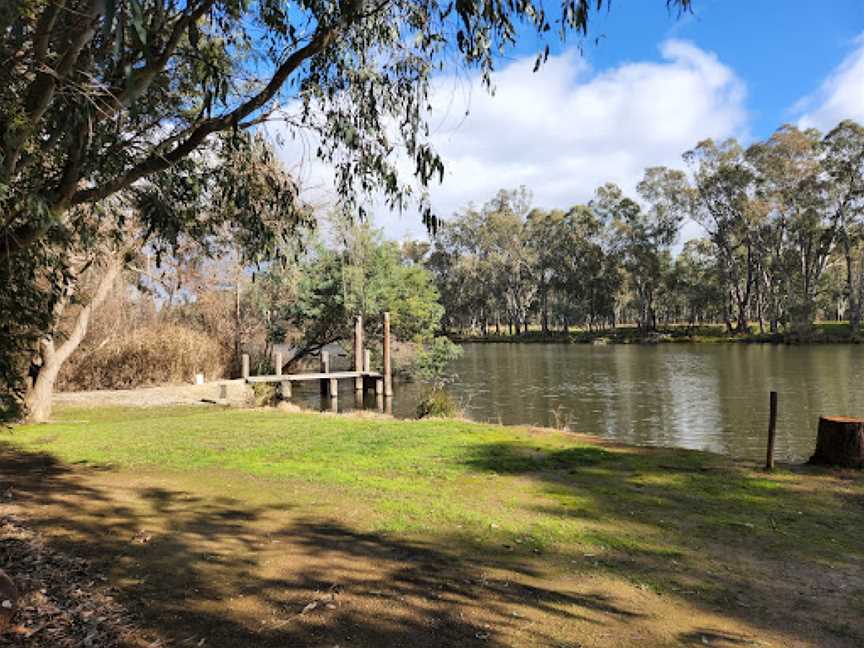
796, 34, 864, 131
273, 39, 749, 241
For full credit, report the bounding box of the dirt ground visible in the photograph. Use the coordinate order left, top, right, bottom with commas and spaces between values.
2, 444, 859, 647
55, 380, 251, 409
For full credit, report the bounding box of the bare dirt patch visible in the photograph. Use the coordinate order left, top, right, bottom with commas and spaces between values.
54, 380, 250, 409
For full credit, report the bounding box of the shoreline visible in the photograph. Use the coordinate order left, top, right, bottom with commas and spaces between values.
449, 323, 862, 346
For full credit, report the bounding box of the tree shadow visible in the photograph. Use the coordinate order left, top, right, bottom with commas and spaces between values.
0, 443, 648, 647
460, 440, 864, 647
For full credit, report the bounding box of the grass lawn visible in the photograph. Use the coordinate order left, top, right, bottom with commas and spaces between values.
3, 405, 864, 647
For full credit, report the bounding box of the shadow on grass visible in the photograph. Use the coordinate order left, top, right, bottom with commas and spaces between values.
0, 443, 645, 648
461, 440, 864, 646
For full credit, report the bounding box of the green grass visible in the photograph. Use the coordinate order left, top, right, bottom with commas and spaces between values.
7, 404, 863, 568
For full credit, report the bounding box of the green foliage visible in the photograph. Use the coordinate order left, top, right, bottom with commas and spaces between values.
410, 337, 463, 388
416, 387, 460, 419
433, 119, 864, 339
252, 222, 444, 364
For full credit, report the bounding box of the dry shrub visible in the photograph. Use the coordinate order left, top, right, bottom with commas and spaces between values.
59, 323, 228, 391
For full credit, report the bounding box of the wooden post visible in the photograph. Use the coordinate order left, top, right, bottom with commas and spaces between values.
329, 377, 338, 398
766, 391, 778, 470
281, 380, 292, 399
375, 378, 383, 395
241, 354, 250, 380
319, 350, 330, 397
275, 352, 282, 377
354, 315, 364, 391
364, 349, 371, 373
383, 311, 393, 397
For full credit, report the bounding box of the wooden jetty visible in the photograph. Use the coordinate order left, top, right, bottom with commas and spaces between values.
241, 312, 393, 404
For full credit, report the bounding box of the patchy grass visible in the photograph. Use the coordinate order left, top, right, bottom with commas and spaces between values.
3, 405, 864, 646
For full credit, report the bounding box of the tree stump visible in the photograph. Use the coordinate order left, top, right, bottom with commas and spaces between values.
0, 568, 18, 631
809, 416, 864, 468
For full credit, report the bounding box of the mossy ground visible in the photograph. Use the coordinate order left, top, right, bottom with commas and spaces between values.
3, 405, 863, 646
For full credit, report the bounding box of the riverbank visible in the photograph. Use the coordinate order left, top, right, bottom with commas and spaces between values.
2, 404, 863, 646
451, 322, 861, 345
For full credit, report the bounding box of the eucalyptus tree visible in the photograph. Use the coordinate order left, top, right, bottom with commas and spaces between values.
685, 139, 761, 333
674, 238, 724, 326
592, 173, 683, 332
480, 189, 537, 334
526, 208, 566, 334
10, 133, 306, 421
822, 120, 864, 332
748, 125, 833, 333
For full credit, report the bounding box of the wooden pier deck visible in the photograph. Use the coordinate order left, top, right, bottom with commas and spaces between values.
245, 371, 382, 384
240, 312, 393, 402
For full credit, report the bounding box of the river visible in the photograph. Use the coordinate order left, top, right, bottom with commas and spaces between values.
297, 342, 864, 463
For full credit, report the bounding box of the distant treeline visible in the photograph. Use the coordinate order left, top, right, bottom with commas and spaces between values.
413, 120, 864, 337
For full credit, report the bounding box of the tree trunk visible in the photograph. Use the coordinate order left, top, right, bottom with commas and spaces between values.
541, 287, 549, 334
809, 416, 864, 469
24, 257, 121, 423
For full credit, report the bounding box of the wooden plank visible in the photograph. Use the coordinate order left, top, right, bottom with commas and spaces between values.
246, 371, 382, 384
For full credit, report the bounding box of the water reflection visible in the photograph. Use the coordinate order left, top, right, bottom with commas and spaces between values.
287, 343, 864, 463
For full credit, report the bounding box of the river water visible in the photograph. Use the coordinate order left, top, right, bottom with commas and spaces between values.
294, 343, 864, 463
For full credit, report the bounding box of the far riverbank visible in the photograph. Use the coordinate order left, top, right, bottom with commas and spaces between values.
450, 322, 861, 345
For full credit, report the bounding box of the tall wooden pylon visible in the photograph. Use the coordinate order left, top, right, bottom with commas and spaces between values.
354, 315, 364, 392
383, 311, 393, 397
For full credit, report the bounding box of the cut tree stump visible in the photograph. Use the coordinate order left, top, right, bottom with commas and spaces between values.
809, 416, 864, 469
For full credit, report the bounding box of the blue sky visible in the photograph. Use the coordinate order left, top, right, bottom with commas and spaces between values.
279, 0, 864, 240
572, 0, 864, 138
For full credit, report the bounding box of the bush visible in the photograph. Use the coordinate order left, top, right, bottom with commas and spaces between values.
409, 337, 462, 388
58, 323, 228, 391
416, 387, 460, 419
252, 383, 279, 407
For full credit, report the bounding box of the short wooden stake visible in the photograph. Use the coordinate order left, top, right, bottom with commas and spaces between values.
241, 354, 250, 380
275, 352, 282, 377
383, 311, 393, 397
281, 380, 292, 399
766, 391, 778, 471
